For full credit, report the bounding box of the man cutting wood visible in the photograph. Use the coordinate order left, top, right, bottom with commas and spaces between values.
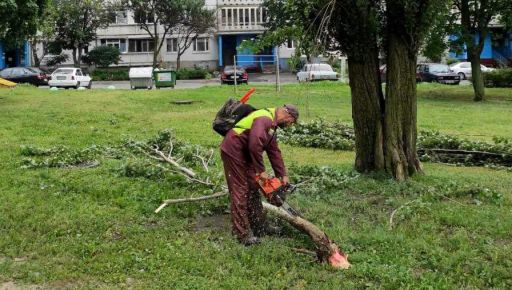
220, 104, 299, 245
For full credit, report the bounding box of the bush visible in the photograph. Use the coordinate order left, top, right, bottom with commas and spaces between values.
446, 58, 460, 65
176, 67, 210, 80
91, 68, 129, 81
82, 46, 121, 67
483, 69, 512, 88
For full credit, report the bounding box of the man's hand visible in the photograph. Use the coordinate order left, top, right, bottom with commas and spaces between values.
281, 176, 289, 185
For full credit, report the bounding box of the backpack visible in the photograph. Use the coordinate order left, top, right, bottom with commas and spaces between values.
212, 98, 256, 136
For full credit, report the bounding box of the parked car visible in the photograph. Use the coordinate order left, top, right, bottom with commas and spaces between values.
379, 64, 421, 83
416, 63, 460, 85
48, 68, 92, 89
449, 61, 495, 80
0, 67, 49, 86
220, 66, 248, 84
296, 64, 339, 82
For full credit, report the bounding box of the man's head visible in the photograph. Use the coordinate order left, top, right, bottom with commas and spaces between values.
276, 104, 299, 128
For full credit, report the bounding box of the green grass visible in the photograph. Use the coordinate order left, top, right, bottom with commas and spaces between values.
0, 83, 511, 289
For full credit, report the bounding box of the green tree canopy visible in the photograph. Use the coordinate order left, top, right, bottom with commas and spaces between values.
0, 0, 48, 49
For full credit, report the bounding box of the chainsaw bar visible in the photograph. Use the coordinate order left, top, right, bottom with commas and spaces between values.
281, 201, 303, 218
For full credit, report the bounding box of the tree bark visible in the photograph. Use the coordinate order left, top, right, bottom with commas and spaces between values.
468, 50, 485, 102
176, 54, 182, 69
348, 55, 385, 172
384, 34, 423, 181
72, 47, 78, 67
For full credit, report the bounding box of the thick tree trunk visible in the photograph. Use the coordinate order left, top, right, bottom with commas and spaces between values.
31, 42, 40, 68
468, 50, 485, 102
348, 54, 385, 172
384, 34, 423, 181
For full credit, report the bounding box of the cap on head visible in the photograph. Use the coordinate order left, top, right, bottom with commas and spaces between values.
283, 104, 299, 122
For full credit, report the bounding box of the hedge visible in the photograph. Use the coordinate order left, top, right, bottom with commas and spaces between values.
91, 68, 129, 81
483, 69, 512, 88
91, 67, 211, 81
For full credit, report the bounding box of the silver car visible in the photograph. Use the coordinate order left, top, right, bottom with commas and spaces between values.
296, 64, 339, 82
449, 62, 494, 80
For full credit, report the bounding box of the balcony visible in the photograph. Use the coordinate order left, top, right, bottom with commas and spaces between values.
217, 6, 267, 33
218, 0, 263, 6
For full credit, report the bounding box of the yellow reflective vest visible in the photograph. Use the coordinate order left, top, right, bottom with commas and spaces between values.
233, 108, 275, 135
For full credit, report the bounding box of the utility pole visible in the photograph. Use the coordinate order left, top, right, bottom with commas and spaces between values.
275, 47, 281, 92
234, 55, 237, 95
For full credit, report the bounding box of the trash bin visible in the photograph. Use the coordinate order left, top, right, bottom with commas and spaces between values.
153, 69, 176, 89
129, 67, 154, 90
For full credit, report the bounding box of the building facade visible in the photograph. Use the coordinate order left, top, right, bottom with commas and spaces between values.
91, 0, 296, 71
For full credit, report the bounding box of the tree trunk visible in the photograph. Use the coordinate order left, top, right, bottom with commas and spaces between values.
384, 34, 423, 181
176, 54, 182, 69
468, 50, 485, 102
348, 53, 385, 172
31, 41, 40, 68
72, 47, 78, 67
77, 46, 82, 67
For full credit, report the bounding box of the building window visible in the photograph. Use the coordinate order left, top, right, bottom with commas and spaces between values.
109, 11, 128, 24
101, 39, 127, 53
134, 9, 154, 24
193, 38, 209, 52
286, 39, 295, 49
128, 39, 154, 52
167, 38, 178, 53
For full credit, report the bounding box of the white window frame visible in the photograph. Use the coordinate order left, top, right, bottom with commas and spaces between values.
286, 39, 295, 49
167, 38, 178, 53
100, 39, 127, 53
193, 37, 210, 52
128, 39, 155, 53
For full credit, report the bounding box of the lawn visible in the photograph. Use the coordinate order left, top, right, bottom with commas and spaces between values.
0, 83, 511, 289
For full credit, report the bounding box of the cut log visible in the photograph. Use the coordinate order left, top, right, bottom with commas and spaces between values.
262, 202, 351, 269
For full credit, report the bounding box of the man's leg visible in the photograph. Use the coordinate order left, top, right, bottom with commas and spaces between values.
221, 151, 254, 243
246, 167, 266, 237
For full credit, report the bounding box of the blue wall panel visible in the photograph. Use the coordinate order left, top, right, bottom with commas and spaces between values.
0, 42, 5, 69
218, 36, 223, 67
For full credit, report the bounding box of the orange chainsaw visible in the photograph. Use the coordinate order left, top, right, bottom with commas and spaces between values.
255, 176, 302, 217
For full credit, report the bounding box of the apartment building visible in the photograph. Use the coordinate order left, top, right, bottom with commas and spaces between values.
92, 0, 296, 71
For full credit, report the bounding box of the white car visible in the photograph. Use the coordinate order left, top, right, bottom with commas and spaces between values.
296, 64, 339, 82
449, 62, 494, 80
49, 68, 92, 89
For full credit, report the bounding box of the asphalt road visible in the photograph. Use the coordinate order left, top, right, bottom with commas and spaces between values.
38, 73, 299, 90
37, 73, 471, 90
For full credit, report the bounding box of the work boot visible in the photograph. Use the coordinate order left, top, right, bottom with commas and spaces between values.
240, 236, 261, 246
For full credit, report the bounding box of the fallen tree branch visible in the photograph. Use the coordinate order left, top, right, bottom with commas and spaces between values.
389, 199, 419, 230
152, 147, 197, 177
154, 191, 228, 213
154, 189, 351, 269
262, 202, 351, 269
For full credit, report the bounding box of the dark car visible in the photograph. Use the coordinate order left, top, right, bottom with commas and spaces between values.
220, 66, 248, 84
416, 63, 460, 85
0, 67, 49, 86
379, 64, 421, 83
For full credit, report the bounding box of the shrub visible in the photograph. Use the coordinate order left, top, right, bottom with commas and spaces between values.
483, 69, 512, 88
446, 58, 460, 66
176, 67, 209, 80
82, 46, 121, 67
91, 68, 129, 81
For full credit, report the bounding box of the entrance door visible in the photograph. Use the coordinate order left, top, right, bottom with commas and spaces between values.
5, 50, 17, 67
222, 36, 237, 66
